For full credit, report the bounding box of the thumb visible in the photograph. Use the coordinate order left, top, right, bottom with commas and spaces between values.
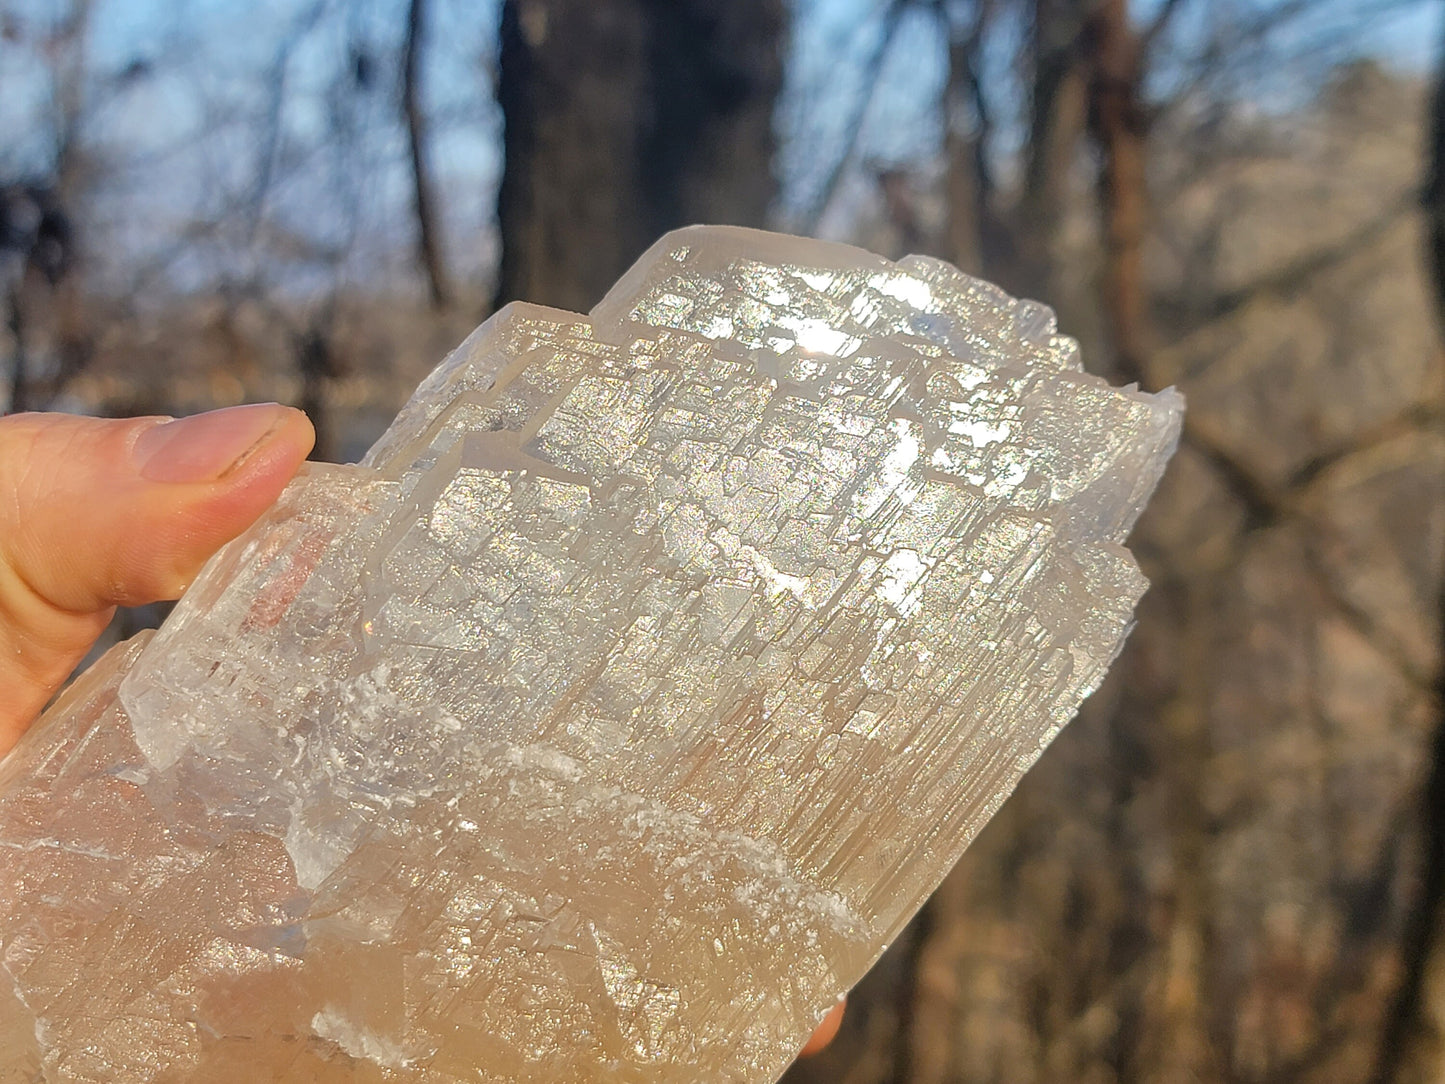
0, 404, 314, 754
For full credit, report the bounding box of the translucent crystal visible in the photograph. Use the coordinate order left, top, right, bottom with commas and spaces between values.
0, 227, 1182, 1082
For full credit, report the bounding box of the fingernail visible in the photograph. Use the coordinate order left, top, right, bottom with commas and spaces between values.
133, 403, 293, 484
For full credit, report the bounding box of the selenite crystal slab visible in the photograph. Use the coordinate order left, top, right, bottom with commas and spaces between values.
0, 227, 1182, 1082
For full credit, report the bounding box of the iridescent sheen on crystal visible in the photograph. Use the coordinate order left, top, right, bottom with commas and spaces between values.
0, 227, 1182, 1082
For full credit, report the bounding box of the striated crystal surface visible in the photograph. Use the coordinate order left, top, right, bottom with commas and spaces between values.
0, 227, 1181, 1082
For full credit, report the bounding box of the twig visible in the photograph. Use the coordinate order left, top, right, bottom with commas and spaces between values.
800, 0, 910, 235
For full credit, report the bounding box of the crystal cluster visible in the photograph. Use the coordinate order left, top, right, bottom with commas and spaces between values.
0, 227, 1181, 1082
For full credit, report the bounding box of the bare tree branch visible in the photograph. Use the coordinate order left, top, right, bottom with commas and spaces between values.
1371, 12, 1445, 1079
938, 0, 999, 272
799, 0, 910, 235
240, 1, 326, 270
1013, 0, 1091, 297
49, 0, 93, 196
6, 284, 27, 414
404, 0, 451, 309
1140, 0, 1187, 56
1085, 0, 1153, 385
1204, 192, 1415, 324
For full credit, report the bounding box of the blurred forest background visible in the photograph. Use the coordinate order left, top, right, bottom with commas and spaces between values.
3, 0, 1444, 1080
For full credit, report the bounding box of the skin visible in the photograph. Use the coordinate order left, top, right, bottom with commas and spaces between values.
0, 405, 843, 1057
0, 405, 317, 753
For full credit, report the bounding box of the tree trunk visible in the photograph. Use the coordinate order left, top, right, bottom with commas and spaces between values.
939, 2, 991, 276
1084, 0, 1151, 386
1372, 19, 1445, 1081
403, 0, 452, 309
493, 0, 784, 314
1012, 0, 1090, 300
6, 289, 26, 415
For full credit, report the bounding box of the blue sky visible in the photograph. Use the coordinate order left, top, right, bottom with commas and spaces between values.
1, 0, 1437, 294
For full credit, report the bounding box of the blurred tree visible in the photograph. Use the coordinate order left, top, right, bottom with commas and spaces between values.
2, 184, 76, 412
2, 0, 92, 414
1083, 0, 1167, 384
404, 0, 453, 309
1374, 22, 1445, 1083
931, 0, 1184, 359
493, 0, 786, 312
785, 6, 1445, 1084
0, 1, 1439, 1077
936, 0, 998, 276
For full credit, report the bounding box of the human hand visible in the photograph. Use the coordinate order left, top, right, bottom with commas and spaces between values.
0, 402, 842, 1056
0, 405, 314, 756
799, 1000, 845, 1056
